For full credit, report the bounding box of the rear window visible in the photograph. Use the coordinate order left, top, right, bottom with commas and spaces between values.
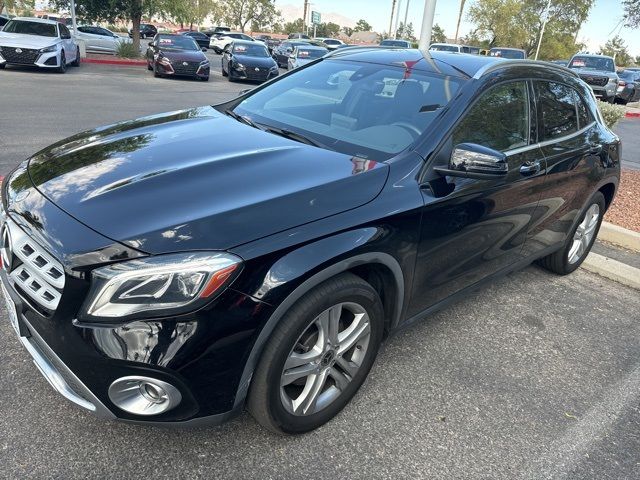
535, 81, 580, 140
430, 44, 459, 52
3, 20, 57, 37
489, 48, 525, 59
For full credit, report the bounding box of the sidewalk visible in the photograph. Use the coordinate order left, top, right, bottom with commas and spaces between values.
584, 223, 640, 290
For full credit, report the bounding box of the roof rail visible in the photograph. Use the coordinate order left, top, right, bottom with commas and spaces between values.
472, 59, 580, 80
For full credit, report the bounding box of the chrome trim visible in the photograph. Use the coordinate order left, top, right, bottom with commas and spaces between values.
505, 122, 596, 157
472, 60, 580, 80
18, 316, 116, 419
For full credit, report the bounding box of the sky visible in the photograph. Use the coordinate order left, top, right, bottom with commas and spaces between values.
276, 0, 640, 56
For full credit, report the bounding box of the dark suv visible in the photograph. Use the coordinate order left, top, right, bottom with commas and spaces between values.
128, 23, 157, 39
1, 49, 619, 434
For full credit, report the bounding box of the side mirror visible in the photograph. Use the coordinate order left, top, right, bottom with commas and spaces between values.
202, 47, 207, 52
435, 143, 508, 179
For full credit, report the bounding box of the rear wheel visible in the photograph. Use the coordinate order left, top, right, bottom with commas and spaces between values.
153, 64, 161, 78
537, 191, 605, 275
247, 273, 384, 434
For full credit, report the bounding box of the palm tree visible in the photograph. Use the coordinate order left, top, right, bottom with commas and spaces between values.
454, 0, 467, 43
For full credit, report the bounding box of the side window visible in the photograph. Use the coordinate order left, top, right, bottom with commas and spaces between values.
575, 92, 592, 129
59, 24, 71, 39
453, 81, 529, 152
535, 81, 578, 140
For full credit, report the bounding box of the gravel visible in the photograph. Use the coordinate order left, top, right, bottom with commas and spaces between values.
605, 169, 640, 233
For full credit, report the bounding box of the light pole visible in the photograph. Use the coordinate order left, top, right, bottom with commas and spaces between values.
403, 0, 411, 30
418, 0, 437, 50
388, 0, 396, 39
394, 0, 403, 39
534, 0, 552, 60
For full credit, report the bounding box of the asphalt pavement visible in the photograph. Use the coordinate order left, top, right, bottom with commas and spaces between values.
0, 64, 639, 480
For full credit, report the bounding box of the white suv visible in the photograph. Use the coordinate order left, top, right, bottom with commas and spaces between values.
209, 32, 255, 53
0, 17, 79, 72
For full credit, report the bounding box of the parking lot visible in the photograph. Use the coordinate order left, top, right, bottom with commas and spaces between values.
0, 65, 639, 480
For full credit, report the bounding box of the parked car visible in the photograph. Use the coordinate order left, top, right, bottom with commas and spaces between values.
489, 47, 526, 59
202, 26, 231, 38
314, 37, 344, 50
129, 23, 157, 39
549, 59, 569, 66
221, 40, 278, 82
0, 17, 79, 72
616, 69, 640, 104
0, 49, 620, 434
146, 34, 209, 81
75, 25, 132, 54
379, 39, 412, 48
288, 32, 310, 39
209, 32, 255, 53
182, 31, 209, 49
567, 54, 618, 103
272, 40, 310, 68
254, 34, 281, 53
287, 44, 328, 69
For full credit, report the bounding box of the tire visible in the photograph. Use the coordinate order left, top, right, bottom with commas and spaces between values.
221, 65, 227, 76
606, 95, 615, 104
71, 47, 80, 67
201, 76, 209, 82
247, 272, 384, 434
57, 51, 66, 73
0, 64, 5, 70
537, 191, 605, 275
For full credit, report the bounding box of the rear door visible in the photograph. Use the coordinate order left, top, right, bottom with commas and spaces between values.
408, 80, 547, 316
522, 81, 604, 256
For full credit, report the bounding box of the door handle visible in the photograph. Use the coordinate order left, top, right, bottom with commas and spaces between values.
520, 160, 541, 176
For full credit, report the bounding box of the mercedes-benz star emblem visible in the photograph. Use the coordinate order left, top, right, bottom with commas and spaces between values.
15, 48, 22, 54
183, 62, 188, 66
255, 67, 260, 72
1, 224, 12, 272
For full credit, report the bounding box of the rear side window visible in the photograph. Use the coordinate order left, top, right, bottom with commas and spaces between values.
576, 93, 592, 129
453, 81, 529, 152
535, 82, 580, 140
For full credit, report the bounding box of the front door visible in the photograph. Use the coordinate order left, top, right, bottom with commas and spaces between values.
407, 80, 547, 317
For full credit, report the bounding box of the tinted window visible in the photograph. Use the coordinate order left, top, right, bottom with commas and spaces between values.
535, 82, 579, 140
568, 56, 615, 72
3, 20, 57, 37
232, 43, 269, 57
489, 48, 525, 59
575, 92, 591, 129
59, 24, 71, 38
157, 35, 198, 51
430, 44, 459, 52
453, 82, 529, 152
296, 48, 327, 59
380, 40, 411, 47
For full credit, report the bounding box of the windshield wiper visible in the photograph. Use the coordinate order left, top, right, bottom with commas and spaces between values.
224, 109, 263, 130
261, 125, 331, 150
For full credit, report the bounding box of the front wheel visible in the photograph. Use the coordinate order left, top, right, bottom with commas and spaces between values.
71, 46, 80, 67
537, 191, 605, 275
247, 273, 384, 434
57, 51, 66, 73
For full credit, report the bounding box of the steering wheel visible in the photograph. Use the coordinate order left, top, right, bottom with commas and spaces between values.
391, 121, 422, 138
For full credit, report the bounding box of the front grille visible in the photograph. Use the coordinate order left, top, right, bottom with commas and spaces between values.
0, 46, 40, 65
3, 219, 65, 312
172, 61, 200, 76
580, 75, 608, 87
244, 67, 270, 81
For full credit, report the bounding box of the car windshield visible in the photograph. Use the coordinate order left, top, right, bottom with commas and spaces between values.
158, 35, 198, 51
380, 40, 410, 47
569, 56, 615, 72
233, 59, 463, 159
297, 48, 327, 59
490, 48, 525, 59
233, 43, 269, 57
3, 20, 57, 37
324, 39, 341, 45
430, 44, 459, 52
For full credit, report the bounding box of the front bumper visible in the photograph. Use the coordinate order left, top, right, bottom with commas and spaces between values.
156, 61, 210, 78
0, 48, 61, 68
229, 66, 278, 82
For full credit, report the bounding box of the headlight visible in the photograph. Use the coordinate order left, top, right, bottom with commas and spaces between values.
200, 60, 210, 67
39, 45, 58, 53
79, 252, 242, 321
235, 63, 246, 71
270, 65, 278, 71
158, 56, 172, 66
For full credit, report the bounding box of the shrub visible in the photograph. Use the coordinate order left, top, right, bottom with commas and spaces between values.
597, 100, 626, 129
107, 24, 129, 33
116, 41, 140, 59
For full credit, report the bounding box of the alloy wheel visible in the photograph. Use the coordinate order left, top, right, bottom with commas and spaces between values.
568, 203, 600, 264
280, 302, 371, 416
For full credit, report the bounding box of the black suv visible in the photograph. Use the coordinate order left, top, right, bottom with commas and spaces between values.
1, 49, 619, 434
128, 23, 157, 39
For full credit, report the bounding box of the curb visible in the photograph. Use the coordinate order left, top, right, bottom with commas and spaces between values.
625, 111, 640, 118
82, 58, 147, 67
582, 252, 640, 290
598, 222, 640, 252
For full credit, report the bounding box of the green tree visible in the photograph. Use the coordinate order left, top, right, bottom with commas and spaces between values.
431, 23, 447, 43
623, 0, 640, 27
342, 26, 354, 37
353, 19, 372, 32
0, 0, 34, 15
468, 0, 595, 60
396, 22, 415, 41
314, 21, 340, 38
222, 0, 278, 33
162, 0, 220, 30
282, 17, 304, 35
599, 35, 632, 66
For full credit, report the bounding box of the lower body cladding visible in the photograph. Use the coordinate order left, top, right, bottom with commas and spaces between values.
1, 267, 275, 425
0, 47, 65, 69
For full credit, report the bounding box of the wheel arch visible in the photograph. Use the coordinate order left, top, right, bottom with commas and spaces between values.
599, 181, 617, 212
232, 250, 405, 410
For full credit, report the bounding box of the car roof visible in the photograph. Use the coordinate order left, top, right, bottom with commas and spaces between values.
327, 48, 577, 80
12, 16, 59, 25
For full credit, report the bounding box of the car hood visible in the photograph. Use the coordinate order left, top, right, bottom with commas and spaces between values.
0, 32, 60, 49
26, 106, 389, 254
233, 54, 276, 68
571, 68, 617, 79
159, 49, 206, 62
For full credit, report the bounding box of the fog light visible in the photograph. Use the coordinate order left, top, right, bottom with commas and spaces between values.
108, 376, 181, 416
